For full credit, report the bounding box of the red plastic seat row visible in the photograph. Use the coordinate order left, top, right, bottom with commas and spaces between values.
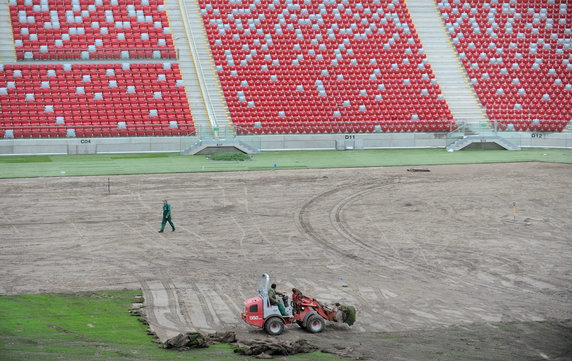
3, 126, 195, 139
233, 120, 457, 135
1, 63, 194, 138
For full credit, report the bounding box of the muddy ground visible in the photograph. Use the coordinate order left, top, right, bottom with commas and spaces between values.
0, 163, 571, 360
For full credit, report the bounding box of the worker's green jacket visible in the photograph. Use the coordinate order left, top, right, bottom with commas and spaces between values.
268, 288, 277, 305
163, 204, 171, 219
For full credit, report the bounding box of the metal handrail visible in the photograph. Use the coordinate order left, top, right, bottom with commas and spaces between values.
2, 121, 570, 140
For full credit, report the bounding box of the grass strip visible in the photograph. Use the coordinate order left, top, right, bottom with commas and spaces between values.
0, 290, 339, 361
0, 148, 570, 178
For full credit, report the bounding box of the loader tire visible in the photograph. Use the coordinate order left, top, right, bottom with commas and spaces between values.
306, 315, 325, 333
264, 317, 285, 336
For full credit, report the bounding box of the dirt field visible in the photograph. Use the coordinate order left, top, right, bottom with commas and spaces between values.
1, 162, 571, 360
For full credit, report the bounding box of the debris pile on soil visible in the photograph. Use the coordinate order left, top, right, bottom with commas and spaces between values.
163, 331, 237, 350
164, 332, 208, 350
407, 168, 431, 172
207, 331, 238, 344
234, 338, 319, 358
128, 297, 144, 319
163, 332, 320, 359
129, 296, 160, 341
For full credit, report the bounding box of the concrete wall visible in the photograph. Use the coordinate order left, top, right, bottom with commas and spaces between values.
0, 136, 197, 155
504, 132, 572, 149
0, 131, 571, 156
248, 132, 449, 151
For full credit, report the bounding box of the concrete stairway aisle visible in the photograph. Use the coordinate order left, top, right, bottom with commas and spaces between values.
164, 0, 230, 138
179, 0, 230, 133
0, 1, 16, 63
407, 0, 488, 133
163, 0, 210, 136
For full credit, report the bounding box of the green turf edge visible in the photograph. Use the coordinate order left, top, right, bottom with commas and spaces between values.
0, 148, 571, 179
0, 290, 341, 361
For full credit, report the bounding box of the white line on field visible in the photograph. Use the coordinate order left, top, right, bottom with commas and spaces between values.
231, 215, 247, 257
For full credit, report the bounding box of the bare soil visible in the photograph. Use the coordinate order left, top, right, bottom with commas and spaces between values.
1, 163, 571, 360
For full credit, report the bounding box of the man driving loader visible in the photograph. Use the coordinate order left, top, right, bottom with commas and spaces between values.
268, 283, 287, 316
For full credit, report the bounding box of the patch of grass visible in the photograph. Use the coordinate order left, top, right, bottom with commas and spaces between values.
209, 152, 252, 161
0, 155, 52, 163
0, 290, 340, 361
0, 148, 571, 178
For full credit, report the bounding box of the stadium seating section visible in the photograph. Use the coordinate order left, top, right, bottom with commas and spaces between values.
9, 0, 175, 60
199, 0, 455, 134
438, 0, 572, 131
0, 63, 194, 138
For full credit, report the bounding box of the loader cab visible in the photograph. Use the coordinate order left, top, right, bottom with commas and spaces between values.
242, 273, 282, 327
257, 273, 285, 319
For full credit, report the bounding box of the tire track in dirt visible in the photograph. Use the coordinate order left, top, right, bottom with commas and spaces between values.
296, 181, 388, 263
298, 178, 550, 296
36, 235, 206, 342
190, 282, 220, 331
17, 215, 225, 338
137, 276, 192, 341
121, 229, 223, 338
342, 195, 527, 292
372, 214, 525, 286
159, 268, 194, 331
133, 266, 230, 341
333, 187, 562, 297
297, 176, 407, 266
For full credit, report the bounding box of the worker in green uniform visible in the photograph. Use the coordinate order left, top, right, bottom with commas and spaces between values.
159, 200, 175, 233
268, 283, 286, 315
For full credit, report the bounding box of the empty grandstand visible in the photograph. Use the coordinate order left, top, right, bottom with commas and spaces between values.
199, 0, 455, 135
438, 0, 571, 132
0, 0, 571, 154
9, 0, 176, 60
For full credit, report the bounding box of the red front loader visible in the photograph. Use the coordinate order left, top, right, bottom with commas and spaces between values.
241, 273, 356, 336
